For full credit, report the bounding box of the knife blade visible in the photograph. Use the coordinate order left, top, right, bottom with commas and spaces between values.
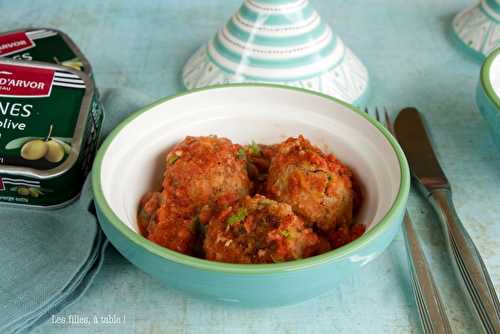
394, 107, 500, 334
394, 107, 449, 194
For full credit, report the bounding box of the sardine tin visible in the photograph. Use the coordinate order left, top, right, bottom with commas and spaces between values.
0, 59, 103, 208
0, 28, 92, 75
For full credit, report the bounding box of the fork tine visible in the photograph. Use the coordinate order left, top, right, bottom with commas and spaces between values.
375, 107, 381, 122
377, 106, 453, 334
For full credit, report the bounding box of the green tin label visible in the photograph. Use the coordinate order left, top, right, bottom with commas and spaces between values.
0, 29, 88, 73
0, 60, 102, 207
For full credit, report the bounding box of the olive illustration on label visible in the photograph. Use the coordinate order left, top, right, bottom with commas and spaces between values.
60, 57, 84, 71
5, 124, 72, 164
20, 139, 49, 160
11, 186, 48, 198
17, 187, 30, 196
45, 140, 65, 163
28, 187, 42, 198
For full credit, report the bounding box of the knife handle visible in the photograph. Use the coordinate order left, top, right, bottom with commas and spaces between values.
403, 212, 453, 334
428, 189, 500, 333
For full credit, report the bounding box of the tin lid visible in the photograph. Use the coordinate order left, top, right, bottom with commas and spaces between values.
0, 28, 93, 76
0, 58, 95, 179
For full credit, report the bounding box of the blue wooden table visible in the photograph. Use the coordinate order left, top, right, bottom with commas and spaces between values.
3, 1, 499, 333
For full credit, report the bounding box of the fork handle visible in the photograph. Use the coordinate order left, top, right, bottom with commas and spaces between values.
403, 212, 453, 334
428, 189, 500, 334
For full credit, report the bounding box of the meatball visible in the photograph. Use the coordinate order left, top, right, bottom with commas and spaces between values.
146, 202, 201, 256
204, 195, 320, 264
162, 136, 251, 218
266, 136, 355, 232
327, 223, 366, 249
239, 142, 277, 195
138, 192, 201, 255
138, 136, 251, 256
137, 191, 165, 236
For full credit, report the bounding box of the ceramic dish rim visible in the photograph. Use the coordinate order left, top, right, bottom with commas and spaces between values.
481, 48, 500, 109
91, 83, 410, 275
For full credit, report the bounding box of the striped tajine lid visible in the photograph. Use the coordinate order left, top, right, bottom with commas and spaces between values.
182, 0, 370, 106
452, 0, 500, 61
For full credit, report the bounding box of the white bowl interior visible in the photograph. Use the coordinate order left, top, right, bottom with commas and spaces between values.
100, 86, 402, 236
491, 53, 500, 99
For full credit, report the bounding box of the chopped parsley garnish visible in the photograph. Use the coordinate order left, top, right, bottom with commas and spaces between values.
167, 154, 179, 165
237, 147, 246, 160
227, 208, 247, 225
280, 230, 290, 238
138, 209, 149, 221
259, 198, 273, 207
327, 175, 333, 182
248, 141, 261, 156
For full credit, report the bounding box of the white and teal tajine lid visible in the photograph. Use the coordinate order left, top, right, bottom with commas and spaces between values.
452, 0, 500, 61
182, 0, 370, 106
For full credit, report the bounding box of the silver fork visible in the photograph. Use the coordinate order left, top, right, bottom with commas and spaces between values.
365, 107, 453, 334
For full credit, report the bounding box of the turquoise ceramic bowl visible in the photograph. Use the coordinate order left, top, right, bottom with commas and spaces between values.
477, 48, 500, 150
92, 84, 410, 307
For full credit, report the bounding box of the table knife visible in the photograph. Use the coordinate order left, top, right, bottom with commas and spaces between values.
394, 107, 500, 334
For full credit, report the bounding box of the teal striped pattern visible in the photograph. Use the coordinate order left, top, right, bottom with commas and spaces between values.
480, 0, 500, 22
207, 0, 344, 81
225, 20, 328, 47
183, 0, 370, 105
238, 3, 315, 26
212, 34, 337, 68
484, 0, 500, 13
